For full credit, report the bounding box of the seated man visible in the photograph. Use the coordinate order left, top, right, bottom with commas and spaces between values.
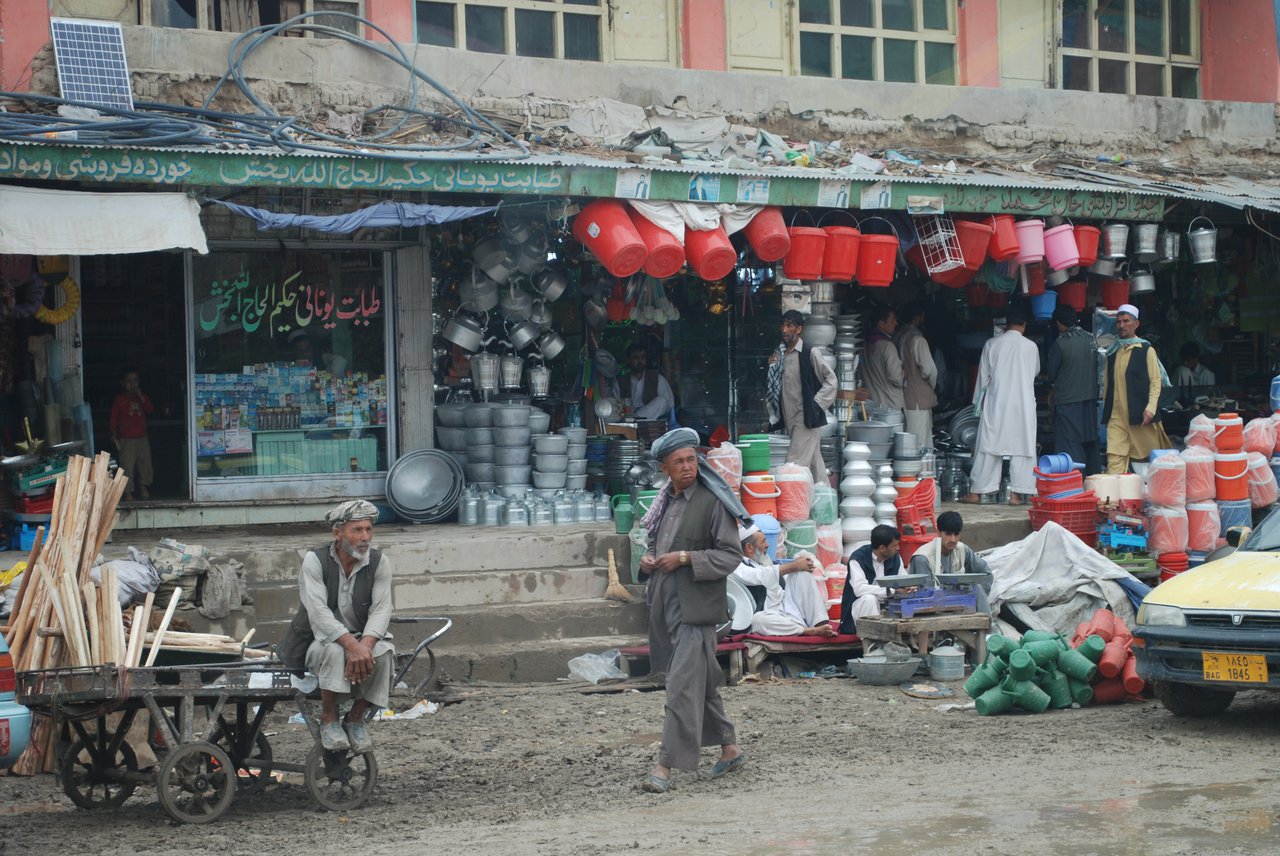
907, 511, 994, 616
281, 500, 395, 753
839, 525, 902, 636
732, 522, 836, 637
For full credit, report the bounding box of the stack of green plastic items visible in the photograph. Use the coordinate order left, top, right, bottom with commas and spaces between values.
963, 630, 1107, 715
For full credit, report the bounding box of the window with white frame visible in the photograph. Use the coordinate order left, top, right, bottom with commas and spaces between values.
415, 0, 603, 61
1058, 0, 1199, 97
794, 0, 957, 84
143, 0, 363, 36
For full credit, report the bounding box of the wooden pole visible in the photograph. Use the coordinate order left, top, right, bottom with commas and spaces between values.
143, 588, 182, 668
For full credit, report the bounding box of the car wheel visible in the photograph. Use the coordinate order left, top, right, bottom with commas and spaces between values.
1154, 681, 1236, 717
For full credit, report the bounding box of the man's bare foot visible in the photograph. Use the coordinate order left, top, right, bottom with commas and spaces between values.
802, 624, 838, 637
961, 493, 982, 504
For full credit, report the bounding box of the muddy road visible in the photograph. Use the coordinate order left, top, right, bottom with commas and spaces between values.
2, 678, 1277, 855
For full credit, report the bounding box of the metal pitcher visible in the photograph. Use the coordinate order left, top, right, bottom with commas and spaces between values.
1128, 267, 1156, 294
536, 329, 566, 360
533, 267, 568, 303
1187, 216, 1217, 264
442, 309, 489, 352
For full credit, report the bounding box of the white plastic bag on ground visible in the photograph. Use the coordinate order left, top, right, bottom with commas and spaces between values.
568, 650, 626, 684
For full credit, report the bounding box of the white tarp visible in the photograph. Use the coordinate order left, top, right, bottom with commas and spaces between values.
985, 521, 1138, 636
626, 200, 763, 242
0, 185, 208, 255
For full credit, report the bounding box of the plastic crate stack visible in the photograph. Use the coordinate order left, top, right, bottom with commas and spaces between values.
1027, 454, 1098, 546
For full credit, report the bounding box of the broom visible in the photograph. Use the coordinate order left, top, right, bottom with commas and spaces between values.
605, 548, 633, 602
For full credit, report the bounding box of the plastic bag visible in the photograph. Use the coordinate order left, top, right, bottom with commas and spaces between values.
1145, 454, 1186, 507
815, 522, 842, 569
774, 463, 814, 524
1186, 501, 1220, 553
1181, 446, 1215, 503
1247, 451, 1278, 509
1185, 414, 1216, 451
1148, 505, 1189, 555
706, 443, 743, 494
810, 483, 839, 525
1245, 418, 1276, 457
568, 650, 626, 684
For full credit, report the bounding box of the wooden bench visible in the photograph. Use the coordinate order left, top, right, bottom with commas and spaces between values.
854, 614, 991, 663
618, 641, 749, 686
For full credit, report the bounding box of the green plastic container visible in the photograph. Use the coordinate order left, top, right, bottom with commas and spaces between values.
1005, 678, 1051, 713
810, 484, 839, 525
1022, 630, 1060, 645
782, 519, 817, 558
1057, 647, 1099, 682
1040, 667, 1073, 709
633, 489, 661, 518
1023, 639, 1062, 667
987, 635, 1018, 661
963, 661, 1002, 698
611, 494, 633, 534
1008, 649, 1036, 681
738, 434, 772, 473
1077, 634, 1106, 664
1068, 676, 1094, 705
975, 686, 1014, 716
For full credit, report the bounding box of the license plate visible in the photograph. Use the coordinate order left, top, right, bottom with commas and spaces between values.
1202, 652, 1269, 684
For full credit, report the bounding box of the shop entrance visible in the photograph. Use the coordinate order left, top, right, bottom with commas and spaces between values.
80, 252, 189, 501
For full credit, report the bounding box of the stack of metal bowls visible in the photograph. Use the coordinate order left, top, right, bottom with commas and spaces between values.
769, 434, 790, 470
558, 426, 589, 491
892, 430, 923, 478
385, 449, 464, 523
607, 437, 643, 494
846, 420, 895, 471
832, 314, 861, 425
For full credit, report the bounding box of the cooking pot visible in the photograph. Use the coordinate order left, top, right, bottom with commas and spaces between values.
528, 299, 553, 330
846, 421, 895, 444
500, 285, 534, 321
515, 237, 548, 275
1045, 267, 1071, 288
583, 296, 608, 328
436, 402, 469, 427
442, 310, 489, 352
464, 403, 494, 427
536, 330, 566, 360
507, 318, 542, 351
474, 237, 518, 284
1088, 257, 1117, 277
1129, 267, 1156, 294
810, 280, 838, 303
804, 316, 837, 348
492, 404, 531, 427
458, 267, 499, 312
533, 268, 568, 303
501, 216, 532, 245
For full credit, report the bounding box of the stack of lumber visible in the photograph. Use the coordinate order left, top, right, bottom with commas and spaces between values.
0, 453, 265, 775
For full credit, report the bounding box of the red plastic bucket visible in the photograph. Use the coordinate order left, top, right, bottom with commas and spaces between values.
821, 226, 861, 280
989, 215, 1019, 262
627, 208, 685, 279
1100, 278, 1129, 310
1214, 452, 1249, 501
572, 200, 648, 277
1075, 225, 1101, 267
1057, 280, 1086, 312
742, 207, 791, 262
857, 234, 898, 287
1024, 263, 1046, 296
934, 265, 975, 289
685, 226, 737, 281
783, 227, 826, 280
955, 220, 994, 271
965, 282, 989, 307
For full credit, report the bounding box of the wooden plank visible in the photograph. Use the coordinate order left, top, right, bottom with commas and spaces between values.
143, 588, 182, 667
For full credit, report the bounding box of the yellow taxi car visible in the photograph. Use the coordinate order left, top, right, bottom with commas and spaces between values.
1134, 516, 1279, 717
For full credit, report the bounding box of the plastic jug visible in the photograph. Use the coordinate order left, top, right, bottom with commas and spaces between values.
574, 491, 595, 523
629, 522, 649, 583
552, 492, 575, 525
594, 493, 612, 523
458, 488, 480, 526
612, 494, 634, 534
502, 497, 529, 527
480, 491, 504, 526
530, 499, 553, 526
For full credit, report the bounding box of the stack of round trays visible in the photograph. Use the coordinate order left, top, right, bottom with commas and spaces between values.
385, 449, 464, 523
606, 438, 643, 494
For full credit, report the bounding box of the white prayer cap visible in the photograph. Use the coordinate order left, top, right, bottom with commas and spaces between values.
1116, 303, 1139, 319
738, 522, 760, 541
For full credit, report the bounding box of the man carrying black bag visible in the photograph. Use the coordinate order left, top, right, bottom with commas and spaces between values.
280, 500, 394, 753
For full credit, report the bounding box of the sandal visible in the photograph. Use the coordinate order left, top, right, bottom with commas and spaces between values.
641, 773, 672, 793
709, 750, 747, 779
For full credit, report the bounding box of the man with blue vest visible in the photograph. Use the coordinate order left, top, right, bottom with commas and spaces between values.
840, 525, 902, 635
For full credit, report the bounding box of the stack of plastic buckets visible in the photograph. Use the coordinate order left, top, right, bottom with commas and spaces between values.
1213, 413, 1252, 541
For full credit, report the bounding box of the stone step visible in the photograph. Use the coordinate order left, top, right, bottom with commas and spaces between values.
431, 634, 649, 684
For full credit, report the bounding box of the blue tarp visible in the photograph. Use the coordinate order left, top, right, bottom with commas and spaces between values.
212, 199, 497, 233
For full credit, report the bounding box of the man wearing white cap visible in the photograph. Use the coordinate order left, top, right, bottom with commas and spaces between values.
638, 427, 746, 793
732, 522, 836, 637
280, 499, 394, 753
1103, 304, 1171, 473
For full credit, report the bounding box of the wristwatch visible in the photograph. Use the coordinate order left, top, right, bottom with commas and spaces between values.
679, 550, 689, 566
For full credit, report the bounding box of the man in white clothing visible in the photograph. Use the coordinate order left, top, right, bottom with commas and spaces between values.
615, 341, 676, 421
895, 302, 938, 450
839, 525, 902, 635
964, 305, 1040, 506
732, 523, 836, 637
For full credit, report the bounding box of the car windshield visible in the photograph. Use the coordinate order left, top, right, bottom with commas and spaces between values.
1240, 506, 1280, 552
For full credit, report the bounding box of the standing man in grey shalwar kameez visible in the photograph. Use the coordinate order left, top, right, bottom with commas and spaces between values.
282, 500, 394, 753
768, 310, 838, 482
1046, 305, 1101, 475
639, 428, 747, 793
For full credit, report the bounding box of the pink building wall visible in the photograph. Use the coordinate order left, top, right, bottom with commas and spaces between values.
1200, 0, 1279, 103
681, 0, 726, 71
365, 0, 413, 44
0, 0, 52, 90
956, 0, 1000, 88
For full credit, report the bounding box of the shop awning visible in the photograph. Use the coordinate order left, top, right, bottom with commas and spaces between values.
0, 184, 208, 255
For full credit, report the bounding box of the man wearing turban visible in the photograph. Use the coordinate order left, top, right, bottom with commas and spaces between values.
281, 500, 394, 754
638, 428, 747, 792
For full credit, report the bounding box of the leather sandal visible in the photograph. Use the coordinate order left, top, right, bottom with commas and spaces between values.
641, 773, 672, 793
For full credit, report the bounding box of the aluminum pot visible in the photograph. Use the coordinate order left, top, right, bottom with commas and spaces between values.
475, 237, 517, 284
500, 285, 534, 321
846, 421, 895, 444
501, 216, 532, 245
494, 465, 532, 486
494, 445, 531, 466
533, 268, 568, 303
493, 426, 532, 446
459, 267, 499, 312
1088, 257, 1117, 277
442, 310, 489, 352
804, 316, 837, 347
515, 236, 548, 275
436, 402, 469, 427
533, 433, 570, 454
528, 299, 553, 330
1045, 267, 1071, 288
463, 403, 494, 427
1129, 268, 1156, 294
492, 404, 531, 427
507, 318, 542, 351
810, 280, 838, 302
468, 444, 495, 463
536, 330, 566, 360
436, 426, 469, 450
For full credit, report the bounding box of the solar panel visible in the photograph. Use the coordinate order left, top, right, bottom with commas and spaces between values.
50, 17, 134, 112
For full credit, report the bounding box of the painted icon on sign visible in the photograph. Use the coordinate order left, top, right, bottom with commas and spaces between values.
688, 174, 720, 202
737, 178, 770, 204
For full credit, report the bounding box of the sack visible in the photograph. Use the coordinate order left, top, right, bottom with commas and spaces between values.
149, 538, 213, 582
196, 563, 239, 620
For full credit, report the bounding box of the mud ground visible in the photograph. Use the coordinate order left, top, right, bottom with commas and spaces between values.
2, 677, 1278, 856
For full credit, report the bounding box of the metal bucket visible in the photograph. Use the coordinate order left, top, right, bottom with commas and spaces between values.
1159, 230, 1181, 263
1045, 266, 1071, 287
499, 355, 524, 388
528, 364, 551, 397
471, 352, 501, 392
1103, 223, 1130, 259
1133, 223, 1159, 262
1129, 268, 1156, 294
1088, 257, 1117, 277
1187, 216, 1217, 264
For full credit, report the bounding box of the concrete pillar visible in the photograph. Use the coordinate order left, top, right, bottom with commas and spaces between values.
394, 239, 433, 455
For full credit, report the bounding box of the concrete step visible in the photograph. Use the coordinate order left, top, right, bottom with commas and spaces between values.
432, 634, 649, 684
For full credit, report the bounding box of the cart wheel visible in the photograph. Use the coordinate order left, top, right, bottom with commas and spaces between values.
304, 744, 378, 812
157, 742, 236, 824
60, 738, 139, 810
209, 724, 274, 793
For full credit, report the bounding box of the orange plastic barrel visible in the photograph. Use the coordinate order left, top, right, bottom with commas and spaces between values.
856, 235, 898, 287
572, 200, 648, 277
782, 227, 826, 280
821, 226, 861, 280
1121, 655, 1145, 694
1214, 451, 1249, 501
955, 220, 994, 271
1092, 676, 1126, 704
1075, 225, 1102, 267
627, 208, 685, 279
1098, 639, 1129, 678
742, 206, 791, 262
1213, 413, 1244, 452
685, 225, 737, 281
988, 214, 1019, 262
741, 474, 780, 518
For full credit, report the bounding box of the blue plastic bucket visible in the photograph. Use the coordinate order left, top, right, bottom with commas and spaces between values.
1217, 498, 1251, 536
1030, 290, 1057, 321
1037, 453, 1083, 474
1271, 375, 1280, 412
753, 513, 782, 561
1187, 551, 1207, 569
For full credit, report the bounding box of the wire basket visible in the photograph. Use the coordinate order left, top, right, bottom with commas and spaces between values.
913, 214, 965, 274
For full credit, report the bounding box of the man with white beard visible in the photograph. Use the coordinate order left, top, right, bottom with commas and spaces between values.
731, 523, 836, 637
281, 499, 395, 753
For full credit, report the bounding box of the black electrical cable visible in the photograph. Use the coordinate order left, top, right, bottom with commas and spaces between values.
0, 11, 528, 161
